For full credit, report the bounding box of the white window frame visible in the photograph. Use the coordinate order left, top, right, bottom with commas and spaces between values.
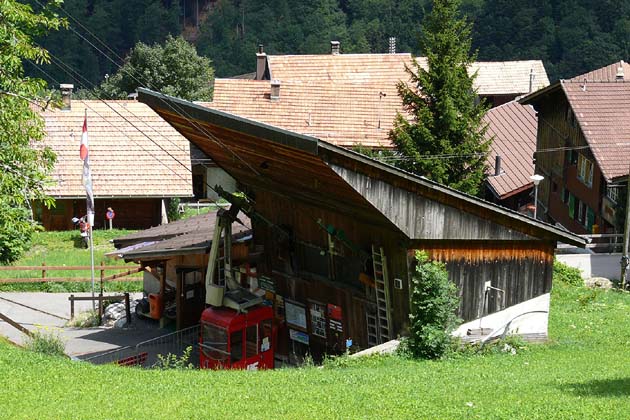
607, 185, 619, 203
577, 154, 594, 187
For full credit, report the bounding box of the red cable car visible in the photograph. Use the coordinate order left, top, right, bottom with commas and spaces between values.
199, 305, 275, 370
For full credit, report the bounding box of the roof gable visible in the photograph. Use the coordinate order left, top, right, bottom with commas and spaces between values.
41, 100, 192, 198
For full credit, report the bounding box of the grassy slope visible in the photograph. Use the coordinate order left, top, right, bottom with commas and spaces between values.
0, 230, 141, 292
1, 283, 629, 419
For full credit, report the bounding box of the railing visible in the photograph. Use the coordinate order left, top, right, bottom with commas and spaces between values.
83, 324, 201, 368
0, 263, 142, 284
558, 234, 624, 253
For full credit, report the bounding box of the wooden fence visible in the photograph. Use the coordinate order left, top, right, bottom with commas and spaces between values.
0, 263, 142, 284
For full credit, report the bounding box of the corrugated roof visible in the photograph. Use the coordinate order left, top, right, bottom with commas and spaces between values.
484, 101, 537, 199
112, 210, 251, 258
562, 80, 630, 180
41, 100, 193, 198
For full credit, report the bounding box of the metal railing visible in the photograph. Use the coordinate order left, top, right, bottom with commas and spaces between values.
82, 324, 201, 368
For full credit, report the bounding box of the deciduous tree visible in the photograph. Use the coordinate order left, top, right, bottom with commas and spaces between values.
389, 0, 489, 195
0, 0, 64, 263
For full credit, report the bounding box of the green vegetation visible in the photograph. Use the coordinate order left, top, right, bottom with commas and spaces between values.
1, 282, 629, 419
406, 250, 460, 359
24, 328, 65, 357
0, 0, 64, 264
0, 230, 141, 292
95, 35, 214, 101
553, 259, 584, 287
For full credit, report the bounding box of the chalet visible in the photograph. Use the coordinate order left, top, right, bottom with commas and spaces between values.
207, 46, 550, 206
37, 89, 193, 230
520, 61, 630, 234
136, 88, 584, 362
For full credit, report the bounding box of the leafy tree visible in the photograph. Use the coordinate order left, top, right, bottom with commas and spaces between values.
389, 0, 490, 195
97, 35, 214, 101
407, 251, 460, 359
0, 0, 63, 263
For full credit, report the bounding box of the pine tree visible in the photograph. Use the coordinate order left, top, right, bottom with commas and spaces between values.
389, 0, 489, 196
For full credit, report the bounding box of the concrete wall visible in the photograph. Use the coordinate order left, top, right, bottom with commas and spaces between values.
556, 253, 621, 280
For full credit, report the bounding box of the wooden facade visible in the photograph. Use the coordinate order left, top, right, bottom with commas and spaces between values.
137, 88, 584, 358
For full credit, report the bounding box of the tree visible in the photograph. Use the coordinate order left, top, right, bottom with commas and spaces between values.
97, 35, 214, 101
389, 0, 490, 195
0, 0, 64, 263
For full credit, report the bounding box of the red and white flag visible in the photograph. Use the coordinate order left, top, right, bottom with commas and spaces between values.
80, 110, 95, 225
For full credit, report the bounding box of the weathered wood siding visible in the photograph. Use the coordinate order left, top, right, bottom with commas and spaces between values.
411, 241, 555, 321
252, 190, 410, 352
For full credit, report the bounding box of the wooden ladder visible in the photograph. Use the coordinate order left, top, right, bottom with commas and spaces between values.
371, 245, 392, 343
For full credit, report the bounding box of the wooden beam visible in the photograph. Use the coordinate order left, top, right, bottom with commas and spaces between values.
0, 312, 32, 337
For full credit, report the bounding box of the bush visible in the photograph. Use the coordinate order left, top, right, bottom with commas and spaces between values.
153, 346, 193, 370
25, 329, 65, 357
167, 197, 181, 222
553, 260, 583, 286
407, 251, 460, 359
66, 310, 100, 328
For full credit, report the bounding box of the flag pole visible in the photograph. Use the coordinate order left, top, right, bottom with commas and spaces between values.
89, 223, 95, 311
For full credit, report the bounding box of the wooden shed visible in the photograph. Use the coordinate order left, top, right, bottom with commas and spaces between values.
137, 88, 584, 362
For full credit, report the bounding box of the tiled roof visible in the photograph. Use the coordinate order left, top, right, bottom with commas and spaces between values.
562, 80, 630, 180
484, 101, 537, 199
41, 100, 192, 198
470, 60, 549, 95
206, 79, 402, 148
568, 60, 630, 82
209, 54, 549, 148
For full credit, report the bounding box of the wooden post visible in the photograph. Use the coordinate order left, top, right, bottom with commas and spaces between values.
100, 261, 105, 294
41, 262, 46, 281
69, 294, 75, 319
98, 292, 103, 324
124, 292, 131, 325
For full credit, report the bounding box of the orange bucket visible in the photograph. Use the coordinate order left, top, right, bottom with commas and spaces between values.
148, 293, 163, 319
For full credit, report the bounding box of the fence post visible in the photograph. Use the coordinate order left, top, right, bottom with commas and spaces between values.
124, 292, 131, 326
100, 261, 105, 294
69, 295, 75, 319
98, 292, 103, 324
42, 262, 46, 281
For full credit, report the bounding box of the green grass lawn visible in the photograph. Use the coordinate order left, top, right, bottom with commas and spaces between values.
0, 282, 629, 419
0, 229, 142, 292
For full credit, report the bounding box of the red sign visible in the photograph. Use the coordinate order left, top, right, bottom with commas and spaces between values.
327, 303, 342, 321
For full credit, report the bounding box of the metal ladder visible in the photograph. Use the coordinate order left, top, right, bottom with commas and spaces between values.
371, 245, 392, 343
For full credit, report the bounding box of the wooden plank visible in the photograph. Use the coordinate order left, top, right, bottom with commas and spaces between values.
0, 277, 141, 284
0, 265, 139, 271
0, 312, 32, 337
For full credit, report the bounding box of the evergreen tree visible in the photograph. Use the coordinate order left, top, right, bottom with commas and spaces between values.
0, 0, 63, 263
389, 0, 489, 195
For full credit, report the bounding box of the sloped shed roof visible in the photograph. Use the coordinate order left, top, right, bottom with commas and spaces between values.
41, 100, 192, 198
139, 88, 584, 247
485, 101, 537, 199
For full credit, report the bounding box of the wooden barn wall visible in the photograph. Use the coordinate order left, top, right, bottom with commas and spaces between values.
411, 241, 555, 321
251, 189, 410, 352
37, 198, 163, 230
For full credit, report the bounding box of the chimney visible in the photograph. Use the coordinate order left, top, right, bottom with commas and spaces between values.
60, 84, 74, 111
616, 61, 624, 80
256, 44, 267, 80
388, 37, 396, 54
330, 40, 340, 55
494, 155, 502, 176
528, 69, 535, 93
270, 80, 280, 100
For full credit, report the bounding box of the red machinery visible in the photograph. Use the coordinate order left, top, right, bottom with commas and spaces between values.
200, 305, 274, 370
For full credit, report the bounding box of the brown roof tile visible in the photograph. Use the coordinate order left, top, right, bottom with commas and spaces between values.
41, 100, 193, 198
562, 80, 630, 180
568, 60, 630, 82
484, 102, 537, 199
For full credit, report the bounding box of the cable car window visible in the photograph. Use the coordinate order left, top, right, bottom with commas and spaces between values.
231, 330, 243, 363
201, 322, 229, 362
246, 325, 258, 358
260, 320, 272, 352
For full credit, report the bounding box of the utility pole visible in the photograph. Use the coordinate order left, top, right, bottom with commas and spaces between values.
621, 166, 630, 290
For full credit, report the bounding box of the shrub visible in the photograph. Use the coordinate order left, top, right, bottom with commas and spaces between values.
167, 198, 181, 222
153, 346, 193, 370
553, 260, 583, 286
407, 251, 460, 359
25, 329, 65, 357
66, 310, 100, 328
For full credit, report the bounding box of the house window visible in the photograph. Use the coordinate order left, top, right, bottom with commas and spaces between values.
309, 302, 326, 338
577, 201, 585, 224
562, 187, 570, 204
565, 107, 577, 128
577, 154, 594, 187
607, 186, 620, 203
